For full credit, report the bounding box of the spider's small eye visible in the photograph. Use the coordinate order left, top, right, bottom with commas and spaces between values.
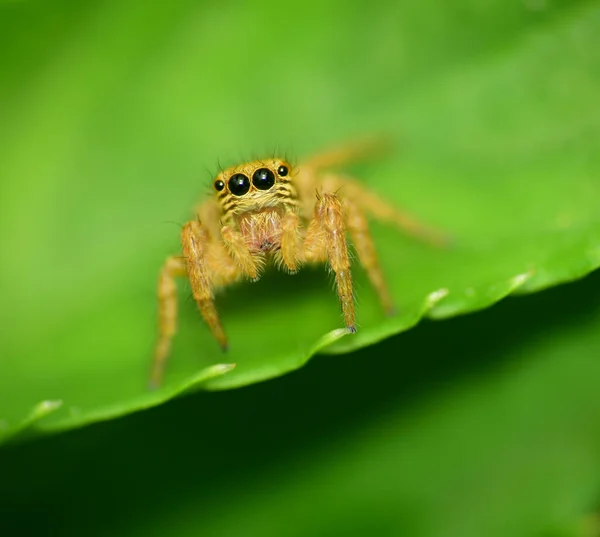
252, 168, 275, 190
277, 165, 289, 177
214, 179, 225, 191
228, 173, 250, 196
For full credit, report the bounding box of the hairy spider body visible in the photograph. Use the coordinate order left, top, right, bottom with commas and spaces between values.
150, 139, 445, 387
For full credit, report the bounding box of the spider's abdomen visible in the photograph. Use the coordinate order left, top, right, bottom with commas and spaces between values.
237, 208, 284, 254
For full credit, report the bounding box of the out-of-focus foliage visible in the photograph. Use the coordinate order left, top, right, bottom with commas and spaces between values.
2, 273, 600, 537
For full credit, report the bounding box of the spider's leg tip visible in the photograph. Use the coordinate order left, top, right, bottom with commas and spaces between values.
220, 343, 229, 352
347, 325, 357, 334
386, 306, 398, 317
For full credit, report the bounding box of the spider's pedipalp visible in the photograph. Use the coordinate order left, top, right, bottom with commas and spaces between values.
280, 211, 302, 272
221, 224, 260, 280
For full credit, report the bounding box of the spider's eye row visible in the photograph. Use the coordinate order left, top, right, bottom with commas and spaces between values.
214, 179, 225, 191
228, 173, 251, 196
277, 165, 289, 177
252, 168, 275, 190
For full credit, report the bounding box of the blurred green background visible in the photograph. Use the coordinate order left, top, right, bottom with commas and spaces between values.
1, 0, 600, 535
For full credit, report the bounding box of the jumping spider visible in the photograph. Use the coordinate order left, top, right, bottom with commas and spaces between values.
151, 139, 445, 387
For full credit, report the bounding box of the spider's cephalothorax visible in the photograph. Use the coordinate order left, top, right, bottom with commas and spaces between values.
212, 160, 299, 261
151, 140, 447, 387
214, 160, 296, 218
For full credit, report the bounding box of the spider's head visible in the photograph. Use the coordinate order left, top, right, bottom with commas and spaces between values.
212, 158, 295, 216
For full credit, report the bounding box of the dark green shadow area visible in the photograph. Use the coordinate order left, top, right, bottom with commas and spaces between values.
2, 270, 599, 537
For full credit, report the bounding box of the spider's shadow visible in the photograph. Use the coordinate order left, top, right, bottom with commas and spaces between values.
183, 264, 346, 320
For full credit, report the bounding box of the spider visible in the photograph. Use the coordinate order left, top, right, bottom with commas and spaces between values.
150, 139, 446, 387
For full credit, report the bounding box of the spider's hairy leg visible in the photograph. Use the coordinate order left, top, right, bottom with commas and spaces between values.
344, 198, 395, 314
302, 135, 392, 171
305, 192, 356, 332
281, 210, 302, 272
221, 225, 260, 280
183, 220, 229, 352
151, 255, 187, 388
324, 173, 449, 248
151, 220, 243, 388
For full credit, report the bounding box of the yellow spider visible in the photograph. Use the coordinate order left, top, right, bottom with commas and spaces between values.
151, 139, 445, 387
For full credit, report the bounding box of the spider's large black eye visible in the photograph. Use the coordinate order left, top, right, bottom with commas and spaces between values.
214, 179, 225, 191
228, 173, 250, 196
277, 165, 288, 177
252, 168, 275, 190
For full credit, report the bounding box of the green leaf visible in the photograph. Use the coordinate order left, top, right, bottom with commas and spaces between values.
2, 271, 600, 537
1, 0, 599, 440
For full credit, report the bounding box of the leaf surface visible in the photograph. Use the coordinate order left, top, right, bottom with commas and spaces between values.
0, 0, 599, 440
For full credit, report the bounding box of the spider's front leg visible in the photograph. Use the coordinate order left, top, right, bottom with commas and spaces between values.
304, 192, 356, 332
151, 220, 234, 388
182, 220, 229, 350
